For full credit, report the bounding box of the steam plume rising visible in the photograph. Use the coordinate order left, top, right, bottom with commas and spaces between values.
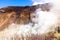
0, 0, 59, 40
31, 0, 60, 34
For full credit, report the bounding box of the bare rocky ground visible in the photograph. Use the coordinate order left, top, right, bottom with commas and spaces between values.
0, 3, 60, 40
9, 32, 60, 40
3, 26, 60, 40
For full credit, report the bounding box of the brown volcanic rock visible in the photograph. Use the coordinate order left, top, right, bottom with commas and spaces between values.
0, 3, 51, 31
0, 3, 59, 40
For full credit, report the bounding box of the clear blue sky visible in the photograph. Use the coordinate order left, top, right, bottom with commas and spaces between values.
0, 0, 33, 8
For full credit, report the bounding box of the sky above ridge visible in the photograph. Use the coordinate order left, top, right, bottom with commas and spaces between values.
0, 0, 33, 8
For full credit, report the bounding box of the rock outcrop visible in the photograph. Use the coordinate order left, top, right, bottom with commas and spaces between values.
0, 3, 51, 31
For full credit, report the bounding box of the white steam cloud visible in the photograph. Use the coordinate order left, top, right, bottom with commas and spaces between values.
32, 0, 60, 10
31, 0, 60, 34
0, 0, 60, 40
32, 0, 52, 5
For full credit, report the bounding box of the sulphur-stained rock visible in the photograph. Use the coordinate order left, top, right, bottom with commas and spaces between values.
0, 3, 51, 31
0, 2, 59, 40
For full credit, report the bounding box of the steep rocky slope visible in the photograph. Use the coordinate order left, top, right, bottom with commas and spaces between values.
0, 3, 59, 40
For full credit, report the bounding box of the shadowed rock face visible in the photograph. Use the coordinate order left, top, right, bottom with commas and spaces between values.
0, 3, 51, 31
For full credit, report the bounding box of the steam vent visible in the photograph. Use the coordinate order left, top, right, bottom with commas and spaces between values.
0, 3, 60, 40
